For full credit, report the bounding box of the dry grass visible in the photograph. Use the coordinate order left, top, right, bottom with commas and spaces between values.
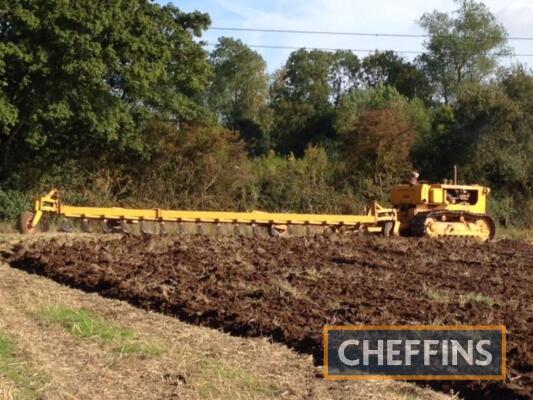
0, 222, 16, 235
423, 286, 498, 307
423, 287, 453, 304
0, 330, 46, 400
0, 235, 455, 400
497, 227, 533, 242
270, 277, 311, 302
459, 292, 498, 307
0, 377, 16, 400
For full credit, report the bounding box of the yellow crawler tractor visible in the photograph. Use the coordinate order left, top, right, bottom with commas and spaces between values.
391, 182, 495, 241
18, 175, 495, 241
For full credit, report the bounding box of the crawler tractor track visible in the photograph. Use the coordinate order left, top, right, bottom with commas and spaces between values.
410, 211, 496, 241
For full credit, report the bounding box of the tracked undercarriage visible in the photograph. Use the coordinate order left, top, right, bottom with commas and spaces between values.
409, 211, 496, 241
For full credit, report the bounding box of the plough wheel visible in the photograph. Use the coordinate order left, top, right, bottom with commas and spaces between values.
382, 221, 394, 237
18, 212, 35, 234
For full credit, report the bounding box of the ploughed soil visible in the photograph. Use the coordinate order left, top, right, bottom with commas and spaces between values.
5, 235, 533, 399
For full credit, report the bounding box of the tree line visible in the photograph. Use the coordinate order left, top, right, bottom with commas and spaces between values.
0, 0, 531, 228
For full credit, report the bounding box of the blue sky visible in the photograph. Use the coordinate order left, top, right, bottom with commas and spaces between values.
163, 0, 533, 72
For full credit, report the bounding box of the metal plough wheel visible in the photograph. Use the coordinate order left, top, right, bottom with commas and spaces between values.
382, 221, 394, 237
18, 212, 35, 234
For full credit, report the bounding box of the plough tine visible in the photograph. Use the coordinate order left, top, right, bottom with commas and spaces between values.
101, 220, 110, 233
59, 218, 73, 233
120, 220, 130, 234
159, 221, 167, 235
82, 218, 92, 233
196, 223, 204, 235
140, 220, 150, 235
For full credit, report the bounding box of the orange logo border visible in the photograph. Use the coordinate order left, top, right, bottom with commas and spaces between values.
323, 325, 506, 381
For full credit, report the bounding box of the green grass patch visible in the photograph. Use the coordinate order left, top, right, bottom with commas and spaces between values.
36, 305, 163, 356
0, 331, 44, 400
198, 360, 279, 399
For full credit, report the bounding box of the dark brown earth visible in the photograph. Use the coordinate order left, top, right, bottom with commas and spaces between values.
5, 235, 533, 399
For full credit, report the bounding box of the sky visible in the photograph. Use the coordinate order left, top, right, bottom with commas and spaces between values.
164, 0, 533, 72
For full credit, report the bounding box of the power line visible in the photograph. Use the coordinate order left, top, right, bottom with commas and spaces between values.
206, 42, 420, 54
210, 26, 533, 41
204, 43, 533, 57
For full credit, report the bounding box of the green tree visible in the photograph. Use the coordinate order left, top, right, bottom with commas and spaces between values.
455, 69, 533, 226
339, 107, 417, 200
418, 0, 510, 103
269, 49, 359, 155
254, 147, 351, 213
335, 85, 430, 199
207, 37, 270, 155
134, 122, 256, 211
361, 51, 432, 103
329, 50, 360, 105
335, 85, 430, 138
0, 0, 211, 186
411, 104, 457, 180
413, 67, 533, 227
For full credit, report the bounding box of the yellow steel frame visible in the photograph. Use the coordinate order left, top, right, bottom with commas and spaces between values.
28, 189, 398, 233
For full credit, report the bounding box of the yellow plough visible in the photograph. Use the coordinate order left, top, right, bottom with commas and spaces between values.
19, 189, 399, 236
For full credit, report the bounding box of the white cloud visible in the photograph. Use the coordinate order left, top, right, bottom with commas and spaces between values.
494, 0, 533, 36
203, 0, 533, 71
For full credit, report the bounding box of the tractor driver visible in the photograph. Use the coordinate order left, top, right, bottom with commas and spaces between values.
409, 171, 420, 185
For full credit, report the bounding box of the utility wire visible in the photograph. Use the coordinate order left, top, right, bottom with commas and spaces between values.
210, 26, 533, 41
204, 43, 533, 57
206, 42, 420, 54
